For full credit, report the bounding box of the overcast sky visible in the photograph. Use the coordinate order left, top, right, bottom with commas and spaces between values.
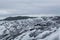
0, 0, 60, 18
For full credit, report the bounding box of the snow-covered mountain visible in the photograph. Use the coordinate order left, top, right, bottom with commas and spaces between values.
0, 16, 60, 40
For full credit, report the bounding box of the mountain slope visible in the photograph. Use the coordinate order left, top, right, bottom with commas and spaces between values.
0, 16, 60, 40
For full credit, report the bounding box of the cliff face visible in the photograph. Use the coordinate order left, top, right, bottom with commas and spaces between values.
0, 16, 60, 40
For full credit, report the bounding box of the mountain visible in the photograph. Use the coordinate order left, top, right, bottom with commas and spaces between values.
0, 16, 60, 40
1, 16, 36, 21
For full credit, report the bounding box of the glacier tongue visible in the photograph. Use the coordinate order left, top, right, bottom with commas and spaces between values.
0, 16, 60, 40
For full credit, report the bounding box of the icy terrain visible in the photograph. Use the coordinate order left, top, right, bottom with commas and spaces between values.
0, 16, 60, 40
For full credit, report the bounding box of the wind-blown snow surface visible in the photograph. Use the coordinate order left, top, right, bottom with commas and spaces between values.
0, 16, 60, 40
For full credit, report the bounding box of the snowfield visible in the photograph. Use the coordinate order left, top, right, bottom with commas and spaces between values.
0, 16, 60, 40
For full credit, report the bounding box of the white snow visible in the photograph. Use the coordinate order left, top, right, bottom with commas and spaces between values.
0, 16, 60, 40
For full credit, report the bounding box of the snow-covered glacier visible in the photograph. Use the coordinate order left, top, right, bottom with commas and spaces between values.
0, 16, 60, 40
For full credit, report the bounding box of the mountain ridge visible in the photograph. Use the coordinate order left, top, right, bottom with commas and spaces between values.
0, 16, 37, 21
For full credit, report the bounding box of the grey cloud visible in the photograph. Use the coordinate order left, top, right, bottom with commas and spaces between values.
0, 0, 60, 18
